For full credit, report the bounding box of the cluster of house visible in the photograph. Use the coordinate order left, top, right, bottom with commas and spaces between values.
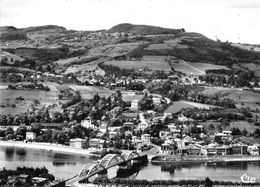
160, 133, 260, 156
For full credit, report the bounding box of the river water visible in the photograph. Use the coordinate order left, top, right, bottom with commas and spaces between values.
0, 146, 260, 182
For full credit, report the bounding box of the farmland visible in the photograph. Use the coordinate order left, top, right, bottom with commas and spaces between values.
166, 100, 218, 114
201, 87, 260, 110
68, 85, 115, 99
104, 59, 171, 71
201, 120, 257, 133
170, 60, 229, 76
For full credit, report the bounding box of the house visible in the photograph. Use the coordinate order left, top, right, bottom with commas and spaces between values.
18, 174, 29, 184
222, 130, 232, 136
70, 138, 85, 149
88, 138, 104, 149
168, 124, 177, 132
108, 131, 117, 139
185, 144, 201, 156
159, 130, 171, 139
161, 139, 175, 154
131, 100, 139, 110
141, 134, 151, 145
138, 122, 148, 130
205, 143, 218, 155
216, 145, 231, 155
26, 132, 36, 140
247, 144, 259, 155
99, 123, 108, 133
152, 97, 161, 105
81, 117, 94, 129
31, 177, 47, 186
231, 143, 248, 155
31, 122, 63, 129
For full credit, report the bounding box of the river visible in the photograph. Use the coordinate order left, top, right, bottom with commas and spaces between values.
0, 146, 260, 182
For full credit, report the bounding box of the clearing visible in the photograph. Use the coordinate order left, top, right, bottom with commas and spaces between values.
166, 100, 218, 114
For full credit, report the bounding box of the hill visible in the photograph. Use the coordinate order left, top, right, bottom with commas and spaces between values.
107, 23, 184, 35
0, 25, 67, 42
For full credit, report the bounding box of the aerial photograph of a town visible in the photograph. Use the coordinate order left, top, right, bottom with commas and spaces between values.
0, 0, 260, 186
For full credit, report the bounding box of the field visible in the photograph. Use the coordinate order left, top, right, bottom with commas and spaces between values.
240, 63, 260, 78
68, 85, 114, 99
0, 89, 58, 103
166, 100, 217, 113
201, 120, 257, 133
202, 87, 260, 110
104, 60, 171, 71
64, 58, 106, 74
88, 42, 141, 57
171, 60, 229, 76
0, 85, 58, 115
122, 94, 143, 102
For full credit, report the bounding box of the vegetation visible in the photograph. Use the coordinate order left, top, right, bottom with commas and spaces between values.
0, 166, 55, 186
91, 177, 260, 187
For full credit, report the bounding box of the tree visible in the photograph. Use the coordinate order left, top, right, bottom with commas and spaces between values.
253, 128, 260, 138
16, 125, 27, 139
242, 128, 248, 137
231, 127, 242, 136
205, 177, 213, 187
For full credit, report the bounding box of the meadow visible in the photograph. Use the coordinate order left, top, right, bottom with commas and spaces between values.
104, 60, 171, 71
166, 100, 217, 114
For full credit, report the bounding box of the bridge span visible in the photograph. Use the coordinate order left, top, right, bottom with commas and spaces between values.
66, 151, 146, 186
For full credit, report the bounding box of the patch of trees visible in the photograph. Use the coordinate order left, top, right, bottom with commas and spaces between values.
201, 69, 255, 87
0, 166, 55, 186
98, 63, 133, 77
0, 30, 27, 41
182, 107, 253, 121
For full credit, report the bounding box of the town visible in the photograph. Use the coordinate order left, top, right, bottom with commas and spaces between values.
1, 21, 260, 186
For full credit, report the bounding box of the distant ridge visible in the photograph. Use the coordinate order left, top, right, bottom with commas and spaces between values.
107, 23, 184, 35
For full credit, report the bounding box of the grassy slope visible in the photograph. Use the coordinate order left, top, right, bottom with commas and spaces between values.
107, 23, 183, 35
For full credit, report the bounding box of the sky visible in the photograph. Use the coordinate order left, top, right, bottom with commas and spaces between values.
1, 0, 260, 44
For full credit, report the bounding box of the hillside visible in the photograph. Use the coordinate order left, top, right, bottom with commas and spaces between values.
0, 25, 67, 42
1, 23, 260, 75
107, 23, 184, 35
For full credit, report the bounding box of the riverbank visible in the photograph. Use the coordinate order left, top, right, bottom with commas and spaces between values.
0, 140, 96, 156
151, 155, 260, 164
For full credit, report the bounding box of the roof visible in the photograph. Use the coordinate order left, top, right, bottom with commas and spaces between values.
31, 122, 63, 128
19, 174, 29, 178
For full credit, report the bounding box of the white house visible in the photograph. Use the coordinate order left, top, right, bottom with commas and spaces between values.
131, 100, 139, 110
152, 97, 161, 105
141, 134, 151, 145
247, 144, 259, 155
70, 138, 85, 149
138, 122, 148, 130
26, 132, 36, 140
81, 117, 94, 129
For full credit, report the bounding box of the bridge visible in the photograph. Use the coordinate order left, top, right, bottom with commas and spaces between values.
66, 151, 144, 186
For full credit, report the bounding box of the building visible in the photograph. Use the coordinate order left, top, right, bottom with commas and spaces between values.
161, 139, 175, 155
205, 143, 218, 155
131, 100, 139, 110
222, 131, 232, 136
26, 132, 36, 140
152, 97, 161, 105
70, 138, 85, 149
31, 122, 63, 130
138, 122, 148, 130
81, 117, 94, 129
216, 145, 231, 155
141, 134, 151, 145
247, 144, 259, 155
185, 144, 201, 156
88, 138, 104, 149
231, 143, 248, 155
